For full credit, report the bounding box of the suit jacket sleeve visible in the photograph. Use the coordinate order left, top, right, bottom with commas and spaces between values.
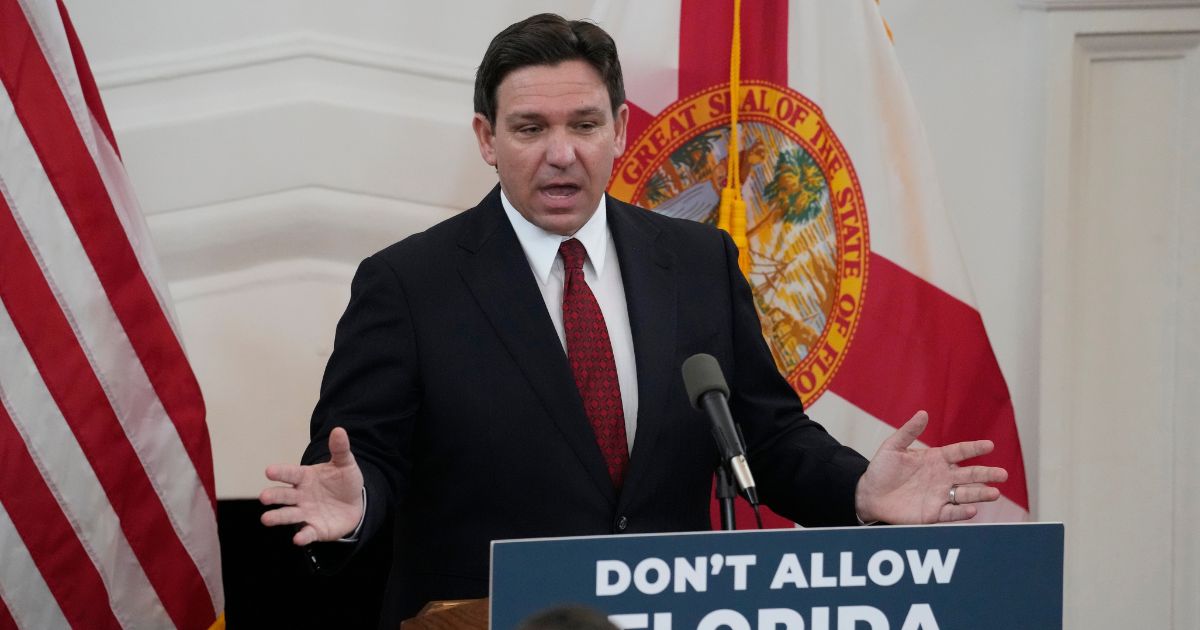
717, 229, 869, 526
302, 253, 420, 563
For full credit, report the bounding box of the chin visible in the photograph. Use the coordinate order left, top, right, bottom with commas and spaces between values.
546, 222, 583, 236
531, 208, 587, 234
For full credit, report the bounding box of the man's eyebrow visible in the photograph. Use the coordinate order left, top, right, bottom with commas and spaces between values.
503, 107, 607, 125
504, 112, 545, 124
572, 106, 606, 117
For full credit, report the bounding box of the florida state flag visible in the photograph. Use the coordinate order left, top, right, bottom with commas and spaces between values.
607, 0, 1029, 524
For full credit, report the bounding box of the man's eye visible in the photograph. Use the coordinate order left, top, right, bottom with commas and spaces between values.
517, 126, 542, 135
576, 122, 599, 132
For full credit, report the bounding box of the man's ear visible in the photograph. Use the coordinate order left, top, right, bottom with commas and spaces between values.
472, 113, 498, 167
612, 103, 630, 155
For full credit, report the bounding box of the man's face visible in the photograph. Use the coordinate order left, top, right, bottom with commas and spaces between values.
473, 60, 629, 236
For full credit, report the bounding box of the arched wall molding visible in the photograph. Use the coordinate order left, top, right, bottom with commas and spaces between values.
169, 257, 355, 303
147, 186, 460, 282
104, 58, 473, 132
93, 32, 476, 89
115, 100, 492, 216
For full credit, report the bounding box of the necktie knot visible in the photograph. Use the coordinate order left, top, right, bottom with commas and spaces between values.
559, 238, 586, 273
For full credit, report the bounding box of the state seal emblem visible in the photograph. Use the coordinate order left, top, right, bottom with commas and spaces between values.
610, 82, 869, 405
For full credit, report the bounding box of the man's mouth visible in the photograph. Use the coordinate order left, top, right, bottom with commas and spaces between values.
541, 184, 580, 198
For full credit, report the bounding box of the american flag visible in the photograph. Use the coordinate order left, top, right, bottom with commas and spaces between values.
0, 1, 224, 628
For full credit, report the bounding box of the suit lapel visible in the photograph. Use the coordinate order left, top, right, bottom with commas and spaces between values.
607, 197, 678, 500
456, 188, 617, 505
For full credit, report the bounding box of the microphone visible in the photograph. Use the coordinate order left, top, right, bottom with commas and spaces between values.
681, 353, 759, 506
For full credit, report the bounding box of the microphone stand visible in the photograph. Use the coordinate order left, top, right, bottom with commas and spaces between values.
715, 426, 764, 531
715, 464, 738, 531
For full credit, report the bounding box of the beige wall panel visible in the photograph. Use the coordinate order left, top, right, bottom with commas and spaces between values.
1040, 9, 1200, 628
172, 264, 352, 499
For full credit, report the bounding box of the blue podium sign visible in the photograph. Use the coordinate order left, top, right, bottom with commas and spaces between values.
491, 523, 1062, 629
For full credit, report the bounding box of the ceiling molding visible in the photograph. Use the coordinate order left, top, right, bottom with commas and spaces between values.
1019, 0, 1200, 10
94, 32, 476, 89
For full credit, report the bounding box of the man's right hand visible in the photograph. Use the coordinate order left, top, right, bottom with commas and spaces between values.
259, 427, 365, 546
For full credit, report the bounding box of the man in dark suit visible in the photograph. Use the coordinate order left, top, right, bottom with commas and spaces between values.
259, 13, 1007, 626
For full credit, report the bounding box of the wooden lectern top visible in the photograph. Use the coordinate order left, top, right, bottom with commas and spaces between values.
399, 598, 489, 630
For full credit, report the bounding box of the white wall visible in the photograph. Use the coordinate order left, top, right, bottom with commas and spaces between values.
68, 1, 1199, 627
889, 2, 1200, 627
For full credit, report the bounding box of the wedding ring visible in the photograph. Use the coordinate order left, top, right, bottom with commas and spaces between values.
949, 485, 959, 506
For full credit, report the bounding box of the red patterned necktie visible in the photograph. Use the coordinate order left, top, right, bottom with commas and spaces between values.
559, 238, 628, 488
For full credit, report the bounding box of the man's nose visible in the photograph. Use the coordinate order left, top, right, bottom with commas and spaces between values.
545, 130, 577, 168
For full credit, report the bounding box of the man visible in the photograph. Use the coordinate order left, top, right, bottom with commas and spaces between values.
260, 13, 1006, 627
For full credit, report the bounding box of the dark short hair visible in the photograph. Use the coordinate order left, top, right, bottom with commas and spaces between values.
517, 605, 619, 630
474, 13, 625, 127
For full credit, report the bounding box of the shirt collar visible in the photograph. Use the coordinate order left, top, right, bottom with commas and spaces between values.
500, 188, 609, 283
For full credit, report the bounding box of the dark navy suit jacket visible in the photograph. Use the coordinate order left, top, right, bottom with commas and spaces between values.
302, 186, 869, 626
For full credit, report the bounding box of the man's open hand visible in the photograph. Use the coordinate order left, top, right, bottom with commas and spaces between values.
259, 427, 365, 545
854, 411, 1008, 524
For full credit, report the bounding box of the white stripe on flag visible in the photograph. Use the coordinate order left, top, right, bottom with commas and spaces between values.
90, 115, 183, 336
0, 501, 70, 630
786, 0, 977, 307
0, 304, 172, 629
0, 83, 223, 610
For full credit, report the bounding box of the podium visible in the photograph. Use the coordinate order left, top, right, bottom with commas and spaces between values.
403, 523, 1063, 629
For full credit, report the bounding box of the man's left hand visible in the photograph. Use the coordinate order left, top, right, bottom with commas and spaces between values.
854, 410, 1008, 524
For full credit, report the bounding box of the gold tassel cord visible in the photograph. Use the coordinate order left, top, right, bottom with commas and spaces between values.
719, 0, 752, 276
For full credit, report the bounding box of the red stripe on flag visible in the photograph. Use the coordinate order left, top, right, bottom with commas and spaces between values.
678, 0, 788, 98
0, 2, 215, 506
0, 406, 122, 630
624, 100, 654, 159
0, 585, 21, 630
55, 0, 119, 157
0, 598, 13, 630
830, 253, 1029, 509
0, 208, 215, 627
0, 598, 14, 630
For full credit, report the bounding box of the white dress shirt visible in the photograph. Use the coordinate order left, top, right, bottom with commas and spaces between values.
500, 190, 639, 453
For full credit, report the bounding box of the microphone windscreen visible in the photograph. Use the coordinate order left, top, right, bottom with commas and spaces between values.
681, 353, 730, 409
